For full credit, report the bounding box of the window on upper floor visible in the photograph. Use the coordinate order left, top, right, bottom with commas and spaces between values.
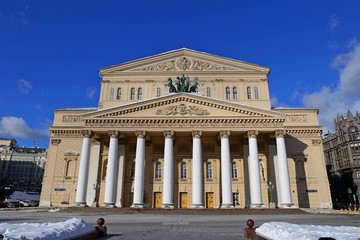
156, 87, 161, 97
130, 161, 135, 179
181, 162, 187, 179
155, 161, 162, 179
247, 87, 251, 99
226, 87, 230, 100
110, 88, 114, 100
233, 87, 238, 99
138, 88, 142, 100
117, 88, 122, 100
130, 88, 135, 100
348, 126, 360, 141
356, 170, 360, 179
254, 87, 259, 99
232, 162, 238, 178
206, 87, 211, 97
206, 162, 213, 179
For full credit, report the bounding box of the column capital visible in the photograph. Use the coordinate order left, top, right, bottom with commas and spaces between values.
247, 130, 259, 138
135, 130, 146, 138
163, 130, 175, 139
192, 130, 203, 138
108, 130, 119, 138
275, 130, 286, 138
81, 130, 93, 138
219, 130, 231, 138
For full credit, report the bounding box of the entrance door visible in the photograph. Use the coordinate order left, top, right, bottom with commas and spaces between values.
180, 192, 188, 208
206, 192, 214, 208
154, 192, 162, 208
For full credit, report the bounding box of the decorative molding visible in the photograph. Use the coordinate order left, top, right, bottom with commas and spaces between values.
64, 151, 79, 157
51, 139, 61, 145
312, 139, 322, 145
275, 130, 286, 138
129, 57, 237, 72
62, 115, 83, 123
192, 130, 203, 138
156, 104, 209, 116
220, 130, 231, 138
286, 129, 321, 137
247, 130, 259, 138
286, 115, 308, 123
90, 97, 272, 118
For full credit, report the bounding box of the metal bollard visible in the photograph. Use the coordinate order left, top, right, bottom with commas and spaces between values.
95, 217, 107, 237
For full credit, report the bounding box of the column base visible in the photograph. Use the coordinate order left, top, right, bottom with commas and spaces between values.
250, 203, 265, 208
161, 203, 174, 209
75, 202, 87, 207
220, 203, 235, 209
104, 203, 116, 208
131, 203, 144, 209
279, 203, 297, 208
190, 204, 205, 209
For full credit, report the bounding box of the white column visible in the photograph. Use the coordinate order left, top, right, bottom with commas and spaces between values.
115, 140, 126, 207
131, 130, 146, 208
191, 130, 204, 208
104, 130, 119, 207
220, 130, 234, 208
162, 130, 175, 209
275, 130, 294, 208
75, 130, 93, 206
248, 130, 264, 208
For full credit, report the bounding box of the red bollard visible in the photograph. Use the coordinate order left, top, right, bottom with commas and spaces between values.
95, 218, 107, 237
244, 219, 256, 239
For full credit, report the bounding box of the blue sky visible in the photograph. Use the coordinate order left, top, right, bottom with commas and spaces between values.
1, 1, 360, 148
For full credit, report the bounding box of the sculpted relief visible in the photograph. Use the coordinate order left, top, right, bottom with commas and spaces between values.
129, 57, 237, 72
155, 104, 210, 116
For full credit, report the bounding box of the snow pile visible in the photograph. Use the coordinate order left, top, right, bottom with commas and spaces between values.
0, 218, 95, 240
256, 221, 360, 240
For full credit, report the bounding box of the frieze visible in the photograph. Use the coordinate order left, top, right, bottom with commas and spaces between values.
286, 115, 308, 123
62, 115, 83, 123
51, 130, 83, 137
156, 104, 210, 116
129, 57, 237, 72
286, 129, 321, 137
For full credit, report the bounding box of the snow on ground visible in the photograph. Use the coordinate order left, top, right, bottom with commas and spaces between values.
0, 218, 95, 240
256, 221, 360, 240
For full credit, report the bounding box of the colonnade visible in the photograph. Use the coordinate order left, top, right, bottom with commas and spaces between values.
75, 129, 294, 208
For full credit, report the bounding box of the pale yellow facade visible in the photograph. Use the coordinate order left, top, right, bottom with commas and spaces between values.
40, 48, 332, 209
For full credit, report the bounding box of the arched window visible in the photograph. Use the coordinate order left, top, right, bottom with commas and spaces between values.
130, 88, 135, 100
254, 87, 259, 99
233, 87, 238, 99
181, 162, 187, 179
206, 87, 211, 97
117, 88, 122, 100
137, 88, 142, 100
156, 87, 161, 97
155, 161, 162, 179
110, 88, 114, 100
206, 162, 213, 179
226, 87, 230, 100
247, 87, 252, 99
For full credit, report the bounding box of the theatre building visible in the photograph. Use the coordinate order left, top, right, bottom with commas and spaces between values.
40, 48, 332, 209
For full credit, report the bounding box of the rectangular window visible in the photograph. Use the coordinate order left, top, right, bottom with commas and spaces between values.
110, 88, 114, 100
233, 192, 239, 205
181, 162, 187, 179
232, 162, 238, 179
155, 162, 162, 179
206, 162, 213, 179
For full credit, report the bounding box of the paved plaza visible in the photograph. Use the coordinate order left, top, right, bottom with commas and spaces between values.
1, 208, 360, 239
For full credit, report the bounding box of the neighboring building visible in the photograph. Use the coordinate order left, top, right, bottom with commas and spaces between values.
323, 111, 360, 208
0, 138, 47, 198
40, 48, 332, 209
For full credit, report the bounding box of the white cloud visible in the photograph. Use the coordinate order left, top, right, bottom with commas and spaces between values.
302, 42, 360, 133
0, 116, 49, 140
330, 14, 341, 30
17, 79, 32, 94
86, 87, 96, 99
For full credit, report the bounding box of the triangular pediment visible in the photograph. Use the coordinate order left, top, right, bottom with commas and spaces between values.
100, 48, 269, 74
83, 93, 284, 120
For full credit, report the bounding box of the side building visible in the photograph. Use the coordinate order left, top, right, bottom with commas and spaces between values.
323, 111, 360, 208
0, 138, 47, 199
40, 48, 332, 209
